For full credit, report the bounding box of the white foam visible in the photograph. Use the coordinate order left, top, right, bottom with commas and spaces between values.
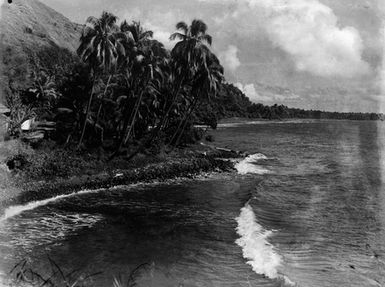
235, 203, 281, 279
235, 153, 271, 175
0, 189, 102, 222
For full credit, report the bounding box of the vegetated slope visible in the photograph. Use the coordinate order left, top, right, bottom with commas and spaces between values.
0, 0, 81, 101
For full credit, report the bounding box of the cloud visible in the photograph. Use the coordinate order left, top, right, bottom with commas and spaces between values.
143, 22, 175, 49
199, 0, 370, 78
121, 9, 182, 49
235, 82, 303, 103
219, 45, 241, 71
273, 93, 300, 101
380, 27, 385, 94
378, 2, 385, 103
260, 0, 370, 77
235, 83, 271, 102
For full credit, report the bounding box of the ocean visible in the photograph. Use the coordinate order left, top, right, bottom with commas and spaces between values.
0, 119, 384, 286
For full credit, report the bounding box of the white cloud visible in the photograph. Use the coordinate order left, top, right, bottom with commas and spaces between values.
235, 82, 303, 103
213, 13, 230, 25
143, 22, 175, 49
235, 83, 271, 102
200, 0, 370, 78
121, 7, 142, 21
260, 0, 369, 77
121, 9, 182, 49
219, 45, 241, 71
378, 2, 385, 104
273, 93, 300, 101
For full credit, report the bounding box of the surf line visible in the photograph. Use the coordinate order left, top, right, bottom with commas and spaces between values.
235, 202, 297, 286
235, 153, 271, 175
0, 189, 104, 222
235, 201, 281, 278
0, 180, 155, 222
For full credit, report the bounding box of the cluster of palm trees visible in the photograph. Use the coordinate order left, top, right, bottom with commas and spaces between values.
69, 12, 223, 156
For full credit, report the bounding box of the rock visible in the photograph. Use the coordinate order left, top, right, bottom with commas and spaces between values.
205, 134, 214, 142
24, 25, 33, 34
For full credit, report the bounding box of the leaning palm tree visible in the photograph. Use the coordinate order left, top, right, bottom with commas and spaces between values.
122, 39, 168, 145
118, 21, 154, 143
170, 19, 212, 77
124, 19, 215, 160
110, 22, 169, 158
170, 52, 224, 148
166, 20, 221, 148
76, 11, 121, 148
119, 22, 153, 137
165, 20, 214, 128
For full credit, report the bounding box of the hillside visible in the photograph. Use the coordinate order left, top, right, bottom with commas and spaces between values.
0, 0, 81, 102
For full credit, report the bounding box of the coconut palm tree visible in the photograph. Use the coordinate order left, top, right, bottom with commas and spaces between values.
165, 20, 214, 129
76, 11, 121, 148
170, 19, 212, 78
167, 20, 222, 147
123, 39, 169, 144
124, 19, 216, 160
110, 21, 169, 158
170, 52, 223, 148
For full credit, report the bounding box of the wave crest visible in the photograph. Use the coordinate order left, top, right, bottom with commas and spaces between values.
235, 203, 281, 279
0, 189, 101, 221
235, 153, 271, 175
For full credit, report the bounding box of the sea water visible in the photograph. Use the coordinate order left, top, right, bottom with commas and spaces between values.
0, 119, 384, 286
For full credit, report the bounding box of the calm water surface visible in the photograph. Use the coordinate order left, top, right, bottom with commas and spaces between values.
0, 119, 384, 287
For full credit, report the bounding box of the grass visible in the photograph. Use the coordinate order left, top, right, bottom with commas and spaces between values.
4, 140, 165, 181
10, 258, 151, 287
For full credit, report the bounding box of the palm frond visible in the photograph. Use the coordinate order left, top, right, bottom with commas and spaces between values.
175, 21, 188, 34
200, 34, 212, 45
191, 19, 208, 36
85, 16, 99, 27
169, 32, 187, 42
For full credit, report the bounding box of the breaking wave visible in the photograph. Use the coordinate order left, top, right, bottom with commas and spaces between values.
235, 202, 281, 278
235, 202, 298, 286
235, 153, 271, 175
0, 189, 102, 222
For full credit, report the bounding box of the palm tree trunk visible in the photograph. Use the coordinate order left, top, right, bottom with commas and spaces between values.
123, 89, 144, 145
110, 79, 147, 160
171, 98, 200, 150
110, 93, 135, 159
78, 77, 96, 148
94, 74, 112, 130
168, 96, 198, 146
124, 76, 185, 161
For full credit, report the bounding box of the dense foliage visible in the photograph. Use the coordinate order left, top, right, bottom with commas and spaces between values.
4, 11, 383, 159
5, 13, 224, 156
195, 83, 384, 122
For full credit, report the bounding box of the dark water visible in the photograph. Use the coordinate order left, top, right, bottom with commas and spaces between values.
1, 120, 385, 286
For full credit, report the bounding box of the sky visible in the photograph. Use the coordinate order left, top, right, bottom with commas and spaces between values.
39, 0, 385, 113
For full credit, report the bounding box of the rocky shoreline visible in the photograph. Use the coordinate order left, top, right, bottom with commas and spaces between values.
3, 147, 242, 208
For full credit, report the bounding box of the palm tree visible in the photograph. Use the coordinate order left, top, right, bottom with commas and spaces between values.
167, 20, 222, 147
165, 20, 213, 126
170, 52, 223, 148
123, 39, 168, 145
124, 19, 216, 160
170, 19, 212, 78
76, 11, 121, 148
110, 22, 169, 158
118, 21, 154, 144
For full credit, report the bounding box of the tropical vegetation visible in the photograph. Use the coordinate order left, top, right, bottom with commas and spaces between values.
3, 11, 384, 160
5, 12, 225, 155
